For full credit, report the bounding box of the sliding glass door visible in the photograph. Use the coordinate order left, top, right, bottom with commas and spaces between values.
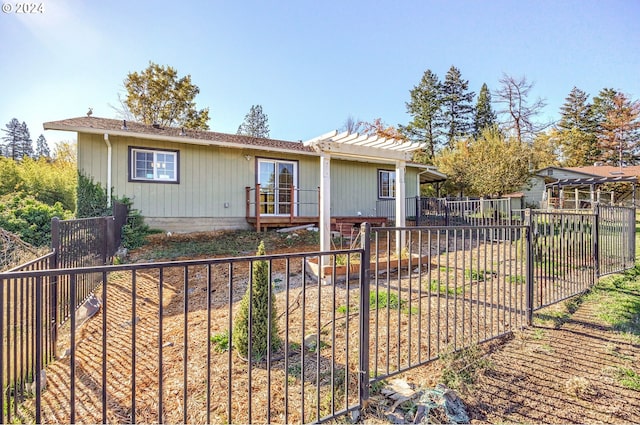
258, 159, 297, 215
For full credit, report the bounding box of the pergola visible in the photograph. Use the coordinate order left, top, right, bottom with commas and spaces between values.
545, 175, 637, 208
304, 130, 445, 254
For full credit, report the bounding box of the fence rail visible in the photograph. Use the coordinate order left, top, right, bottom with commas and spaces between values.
0, 205, 635, 424
377, 196, 518, 227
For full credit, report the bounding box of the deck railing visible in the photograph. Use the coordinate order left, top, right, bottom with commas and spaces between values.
245, 185, 319, 230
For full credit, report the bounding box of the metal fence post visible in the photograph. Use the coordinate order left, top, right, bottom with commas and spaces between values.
50, 217, 60, 356
35, 275, 43, 424
524, 209, 534, 325
100, 217, 109, 265
593, 203, 600, 280
359, 222, 371, 410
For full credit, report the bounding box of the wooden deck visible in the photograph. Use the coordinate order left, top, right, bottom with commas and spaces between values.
246, 216, 319, 231
246, 215, 387, 232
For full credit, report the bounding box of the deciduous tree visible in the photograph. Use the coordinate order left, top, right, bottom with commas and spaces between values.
598, 92, 640, 165
237, 104, 270, 138
494, 74, 547, 144
124, 61, 210, 129
466, 128, 531, 197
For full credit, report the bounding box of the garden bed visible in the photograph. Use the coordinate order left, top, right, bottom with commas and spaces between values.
305, 254, 432, 284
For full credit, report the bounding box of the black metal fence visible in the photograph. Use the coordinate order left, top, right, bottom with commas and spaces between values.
377, 196, 517, 226
0, 205, 635, 424
0, 204, 129, 424
51, 201, 128, 325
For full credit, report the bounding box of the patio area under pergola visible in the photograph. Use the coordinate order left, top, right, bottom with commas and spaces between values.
303, 130, 445, 253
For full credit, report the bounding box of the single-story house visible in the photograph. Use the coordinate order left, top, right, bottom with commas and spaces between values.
44, 117, 446, 250
522, 164, 639, 208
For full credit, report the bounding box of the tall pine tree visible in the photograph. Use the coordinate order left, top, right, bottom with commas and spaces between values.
237, 104, 270, 138
473, 83, 497, 137
558, 87, 592, 131
19, 122, 34, 159
35, 134, 51, 159
557, 87, 598, 165
401, 69, 444, 160
2, 118, 22, 159
441, 66, 475, 146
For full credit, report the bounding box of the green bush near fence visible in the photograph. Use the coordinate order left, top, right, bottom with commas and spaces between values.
0, 193, 72, 246
77, 172, 155, 249
233, 241, 281, 361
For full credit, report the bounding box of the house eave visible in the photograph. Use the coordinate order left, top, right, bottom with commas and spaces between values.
43, 122, 320, 157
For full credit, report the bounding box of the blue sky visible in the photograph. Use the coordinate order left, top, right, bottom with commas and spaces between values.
1, 0, 639, 148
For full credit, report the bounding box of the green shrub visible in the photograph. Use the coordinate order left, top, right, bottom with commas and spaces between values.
117, 196, 155, 250
76, 172, 109, 218
77, 173, 154, 250
233, 241, 281, 361
0, 193, 72, 246
0, 157, 76, 212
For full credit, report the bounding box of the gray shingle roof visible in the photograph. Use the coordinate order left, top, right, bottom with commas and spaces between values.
43, 116, 315, 154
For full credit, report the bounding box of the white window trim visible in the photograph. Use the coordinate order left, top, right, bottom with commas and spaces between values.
378, 169, 396, 199
257, 158, 298, 216
130, 148, 179, 183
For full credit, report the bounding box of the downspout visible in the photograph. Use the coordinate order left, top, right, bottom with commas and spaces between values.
104, 133, 112, 208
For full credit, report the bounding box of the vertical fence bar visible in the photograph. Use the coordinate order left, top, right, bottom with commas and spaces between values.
593, 204, 600, 280
359, 223, 371, 409
525, 209, 534, 325
0, 277, 3, 425
34, 276, 43, 424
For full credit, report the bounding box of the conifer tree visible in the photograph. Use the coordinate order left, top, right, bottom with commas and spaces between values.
473, 83, 497, 137
35, 135, 51, 159
401, 69, 444, 160
441, 66, 475, 146
233, 241, 280, 361
558, 87, 592, 131
556, 87, 598, 165
19, 122, 34, 159
237, 104, 270, 138
1, 118, 21, 159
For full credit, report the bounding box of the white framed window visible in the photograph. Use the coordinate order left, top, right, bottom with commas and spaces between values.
129, 147, 179, 183
378, 170, 396, 199
257, 158, 298, 215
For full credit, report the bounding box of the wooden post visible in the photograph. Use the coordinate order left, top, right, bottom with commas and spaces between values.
245, 186, 251, 220
290, 185, 295, 223
395, 161, 406, 255
320, 155, 331, 255
255, 183, 261, 232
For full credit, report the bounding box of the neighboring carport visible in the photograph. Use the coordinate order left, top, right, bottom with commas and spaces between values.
545, 175, 637, 208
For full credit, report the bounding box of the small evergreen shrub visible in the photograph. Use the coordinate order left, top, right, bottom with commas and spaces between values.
233, 241, 281, 361
77, 172, 154, 249
76, 172, 109, 218
0, 193, 72, 246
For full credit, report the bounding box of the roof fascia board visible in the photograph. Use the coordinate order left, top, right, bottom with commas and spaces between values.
44, 123, 320, 157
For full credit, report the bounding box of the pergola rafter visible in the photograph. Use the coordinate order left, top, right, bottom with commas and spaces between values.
304, 130, 442, 255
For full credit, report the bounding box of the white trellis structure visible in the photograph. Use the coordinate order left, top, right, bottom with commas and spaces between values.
304, 130, 440, 255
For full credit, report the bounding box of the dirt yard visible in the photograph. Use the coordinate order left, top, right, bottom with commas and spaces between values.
24, 230, 640, 424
